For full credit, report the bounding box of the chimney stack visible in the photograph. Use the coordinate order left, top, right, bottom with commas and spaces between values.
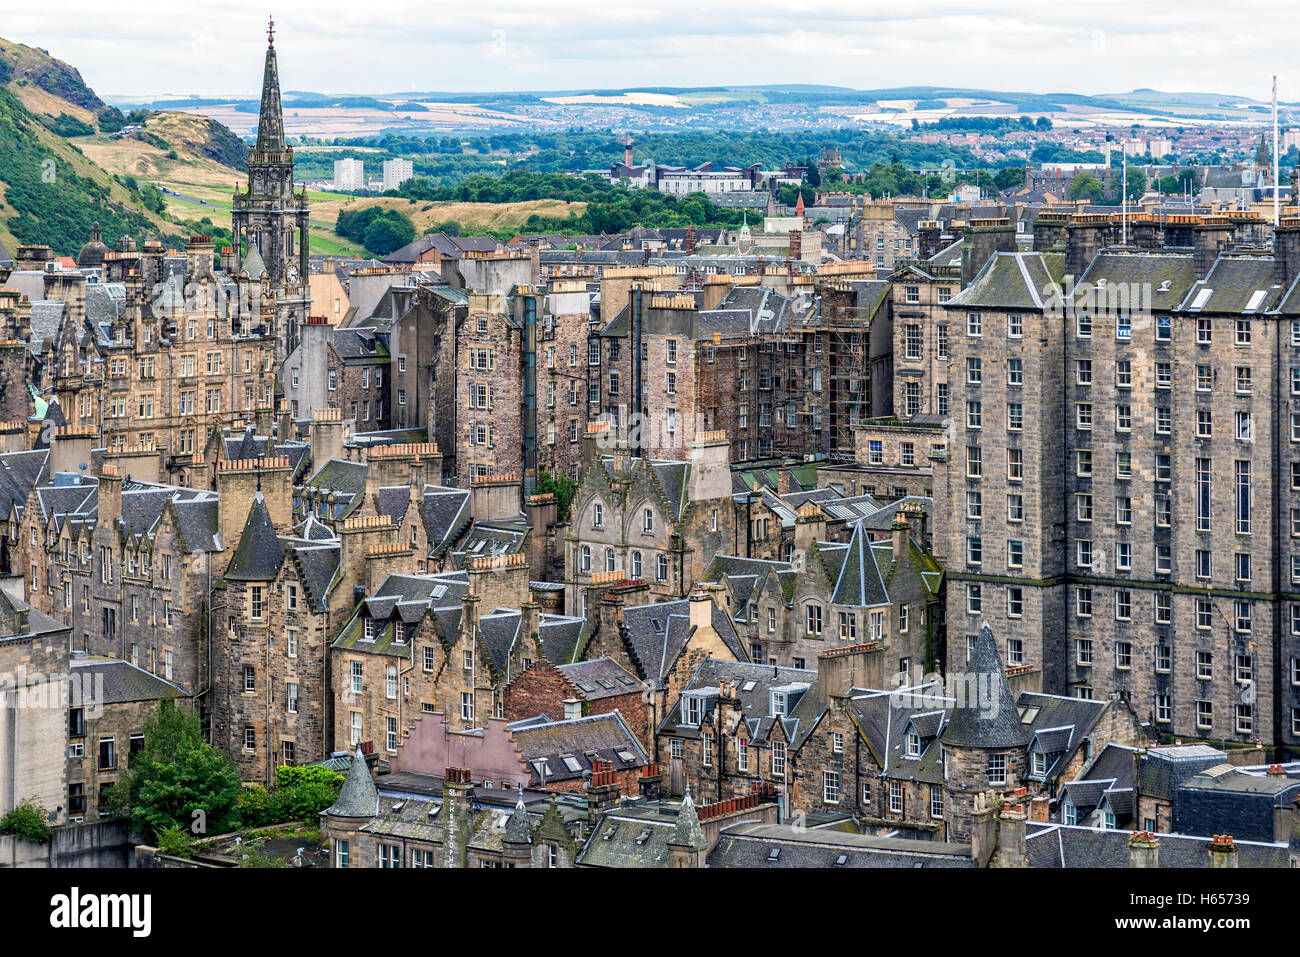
1128, 830, 1160, 868
1207, 834, 1239, 868
1193, 217, 1233, 278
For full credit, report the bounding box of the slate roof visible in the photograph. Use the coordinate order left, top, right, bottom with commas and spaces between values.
939, 624, 1030, 749
1135, 744, 1227, 801
555, 658, 643, 700
1024, 823, 1288, 868
658, 657, 820, 749
1178, 255, 1284, 314
69, 656, 189, 703
508, 711, 647, 787
947, 251, 1064, 310
708, 822, 973, 868
325, 748, 380, 818
620, 599, 747, 685
577, 803, 681, 868
222, 494, 285, 581
851, 683, 953, 784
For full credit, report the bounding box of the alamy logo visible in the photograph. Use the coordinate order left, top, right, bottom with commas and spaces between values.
49, 888, 151, 937
888, 666, 1001, 719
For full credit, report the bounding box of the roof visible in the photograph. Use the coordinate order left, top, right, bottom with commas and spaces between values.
507, 711, 647, 786
939, 624, 1030, 749
620, 599, 747, 685
324, 748, 380, 818
1025, 823, 1288, 868
708, 822, 973, 868
556, 658, 644, 700
68, 656, 189, 703
222, 494, 285, 581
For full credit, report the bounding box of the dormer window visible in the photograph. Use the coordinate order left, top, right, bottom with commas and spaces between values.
905, 728, 921, 758
1031, 745, 1047, 776
684, 696, 701, 725
363, 616, 375, 640
771, 690, 787, 718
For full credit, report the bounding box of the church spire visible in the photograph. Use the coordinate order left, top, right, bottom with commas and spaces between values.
256, 20, 285, 153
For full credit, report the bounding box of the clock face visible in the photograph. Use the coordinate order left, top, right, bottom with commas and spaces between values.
286, 265, 299, 284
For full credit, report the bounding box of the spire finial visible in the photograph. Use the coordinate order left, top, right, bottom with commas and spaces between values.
267, 15, 275, 46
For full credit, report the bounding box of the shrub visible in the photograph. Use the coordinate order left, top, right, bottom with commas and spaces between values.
155, 823, 193, 858
0, 799, 52, 844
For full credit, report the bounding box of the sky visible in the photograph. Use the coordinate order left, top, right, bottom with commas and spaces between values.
5, 1, 1298, 101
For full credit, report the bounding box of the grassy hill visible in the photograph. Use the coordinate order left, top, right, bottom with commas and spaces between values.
0, 37, 183, 256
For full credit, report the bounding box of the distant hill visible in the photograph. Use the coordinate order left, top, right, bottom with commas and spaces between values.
0, 37, 175, 256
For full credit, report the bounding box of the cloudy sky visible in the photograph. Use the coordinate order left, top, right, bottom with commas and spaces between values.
5, 1, 1295, 100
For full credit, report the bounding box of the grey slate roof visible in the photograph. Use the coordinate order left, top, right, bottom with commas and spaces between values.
508, 711, 647, 786
939, 623, 1030, 749
325, 748, 380, 818
222, 493, 285, 581
708, 822, 973, 868
69, 656, 189, 703
1025, 823, 1288, 868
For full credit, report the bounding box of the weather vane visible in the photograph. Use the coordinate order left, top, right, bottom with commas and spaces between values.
267, 16, 275, 46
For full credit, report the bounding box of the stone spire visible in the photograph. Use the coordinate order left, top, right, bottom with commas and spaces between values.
503, 787, 532, 846
255, 31, 285, 153
671, 782, 706, 850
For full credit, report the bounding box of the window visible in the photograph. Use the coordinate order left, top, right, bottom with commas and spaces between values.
98, 737, 116, 771
1006, 542, 1023, 570
1007, 313, 1023, 338
967, 583, 982, 614
386, 665, 397, 699
1076, 586, 1093, 617
833, 732, 844, 754
1008, 358, 1023, 386
656, 554, 668, 581
335, 840, 350, 869
350, 661, 363, 694
1076, 638, 1093, 665
243, 665, 256, 693
967, 312, 982, 337
966, 357, 982, 384
823, 770, 840, 804
806, 605, 823, 634
1197, 650, 1213, 679
461, 692, 474, 722
771, 741, 786, 776
889, 781, 903, 814
986, 753, 1006, 786
1196, 700, 1213, 730
737, 737, 749, 772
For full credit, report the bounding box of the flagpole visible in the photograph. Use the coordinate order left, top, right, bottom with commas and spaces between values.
1274, 75, 1280, 227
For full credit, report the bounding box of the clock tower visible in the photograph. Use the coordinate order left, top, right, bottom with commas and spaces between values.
231, 17, 311, 361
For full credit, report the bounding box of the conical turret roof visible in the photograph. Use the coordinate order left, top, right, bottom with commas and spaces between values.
324, 748, 378, 818
939, 623, 1030, 749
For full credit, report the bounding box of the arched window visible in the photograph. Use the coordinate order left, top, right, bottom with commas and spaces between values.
580, 545, 591, 573
632, 551, 643, 579
656, 554, 668, 582
605, 547, 615, 573
593, 503, 604, 528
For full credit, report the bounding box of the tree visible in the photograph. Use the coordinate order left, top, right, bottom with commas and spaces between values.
112, 702, 242, 843
362, 211, 415, 256
994, 167, 1026, 191
1068, 172, 1104, 203
1117, 167, 1147, 202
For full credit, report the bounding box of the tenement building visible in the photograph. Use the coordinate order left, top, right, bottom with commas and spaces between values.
937, 212, 1300, 752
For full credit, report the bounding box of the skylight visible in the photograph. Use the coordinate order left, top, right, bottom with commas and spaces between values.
562, 755, 583, 773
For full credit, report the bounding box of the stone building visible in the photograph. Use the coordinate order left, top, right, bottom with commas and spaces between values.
937, 212, 1300, 751
565, 431, 734, 610
329, 557, 587, 754
703, 510, 944, 673
0, 583, 73, 823
321, 752, 585, 868
64, 656, 190, 822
